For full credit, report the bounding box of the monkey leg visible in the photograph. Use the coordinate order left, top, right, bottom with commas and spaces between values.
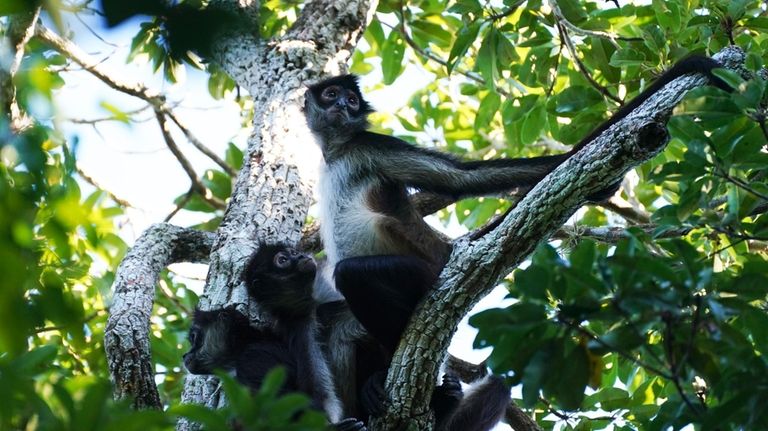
334, 255, 435, 352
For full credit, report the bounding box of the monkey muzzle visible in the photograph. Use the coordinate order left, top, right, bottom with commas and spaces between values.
326, 106, 350, 122
183, 352, 204, 374
296, 256, 317, 273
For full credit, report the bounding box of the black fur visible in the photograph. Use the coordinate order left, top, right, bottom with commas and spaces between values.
305, 57, 728, 430
307, 56, 730, 344
244, 243, 317, 322
184, 244, 367, 430
436, 375, 509, 431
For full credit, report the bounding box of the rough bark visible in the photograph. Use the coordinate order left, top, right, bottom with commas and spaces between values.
100, 0, 375, 421
1, 8, 40, 132
175, 0, 377, 428
104, 224, 214, 409
370, 46, 746, 430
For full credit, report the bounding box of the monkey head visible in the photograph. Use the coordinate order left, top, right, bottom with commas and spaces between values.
244, 244, 318, 320
183, 307, 252, 374
304, 74, 373, 140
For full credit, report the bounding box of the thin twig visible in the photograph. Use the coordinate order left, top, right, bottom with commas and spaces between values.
165, 110, 237, 177
164, 187, 196, 222
662, 314, 703, 416
547, 0, 642, 46
66, 104, 154, 125
713, 168, 768, 201
555, 22, 623, 105
35, 25, 165, 103
76, 166, 135, 207
599, 196, 652, 224
155, 111, 227, 209
36, 25, 235, 175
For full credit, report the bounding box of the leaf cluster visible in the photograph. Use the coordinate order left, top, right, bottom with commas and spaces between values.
472, 234, 768, 430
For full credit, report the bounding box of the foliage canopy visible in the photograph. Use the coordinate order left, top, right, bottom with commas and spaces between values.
2, 0, 767, 430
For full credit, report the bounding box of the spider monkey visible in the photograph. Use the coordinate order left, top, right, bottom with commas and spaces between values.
244, 245, 511, 430
183, 244, 366, 431
304, 57, 730, 354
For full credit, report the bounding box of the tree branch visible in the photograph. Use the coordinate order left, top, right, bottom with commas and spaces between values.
76, 165, 135, 208
2, 8, 41, 132
105, 224, 214, 409
154, 110, 227, 210
372, 46, 746, 430
36, 25, 236, 175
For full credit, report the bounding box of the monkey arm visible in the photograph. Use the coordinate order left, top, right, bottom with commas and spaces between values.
354, 132, 567, 198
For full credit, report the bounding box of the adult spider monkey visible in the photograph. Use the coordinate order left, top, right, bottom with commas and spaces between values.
304, 57, 730, 354
183, 244, 367, 431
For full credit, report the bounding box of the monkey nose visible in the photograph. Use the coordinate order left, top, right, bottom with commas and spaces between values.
297, 257, 316, 272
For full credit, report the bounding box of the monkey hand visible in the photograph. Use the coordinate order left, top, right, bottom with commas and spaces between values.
334, 418, 368, 431
430, 373, 463, 420
360, 370, 388, 417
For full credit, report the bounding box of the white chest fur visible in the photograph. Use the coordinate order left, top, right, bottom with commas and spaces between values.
318, 159, 388, 266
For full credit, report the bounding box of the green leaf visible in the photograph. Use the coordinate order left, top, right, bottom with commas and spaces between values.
586, 387, 631, 411
225, 142, 244, 170
98, 101, 131, 124
268, 393, 311, 422
170, 404, 230, 431
550, 86, 603, 117
520, 105, 546, 146
609, 48, 646, 67
557, 0, 588, 24
208, 68, 236, 100
381, 32, 406, 84
448, 0, 482, 14
653, 0, 681, 31
475, 92, 501, 129
410, 20, 453, 49
551, 344, 589, 409
496, 32, 518, 65
711, 68, 744, 90
12, 345, 59, 374
202, 169, 232, 199
477, 28, 499, 87
514, 266, 551, 300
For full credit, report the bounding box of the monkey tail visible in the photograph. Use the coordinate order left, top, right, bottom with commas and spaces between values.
441, 375, 509, 431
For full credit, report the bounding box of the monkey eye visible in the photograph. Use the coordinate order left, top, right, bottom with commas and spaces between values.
347, 95, 359, 110
321, 87, 339, 101
274, 252, 291, 268
188, 328, 199, 345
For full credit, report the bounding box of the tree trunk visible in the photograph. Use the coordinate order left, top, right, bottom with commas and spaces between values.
102, 0, 377, 426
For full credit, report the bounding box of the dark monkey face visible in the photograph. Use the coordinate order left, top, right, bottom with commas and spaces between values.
305, 75, 373, 135
244, 244, 319, 316
183, 308, 241, 374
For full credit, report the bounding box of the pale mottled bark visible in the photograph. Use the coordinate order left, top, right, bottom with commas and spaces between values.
1, 8, 39, 132
176, 0, 376, 428
101, 0, 376, 421
104, 224, 214, 409
371, 46, 746, 430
